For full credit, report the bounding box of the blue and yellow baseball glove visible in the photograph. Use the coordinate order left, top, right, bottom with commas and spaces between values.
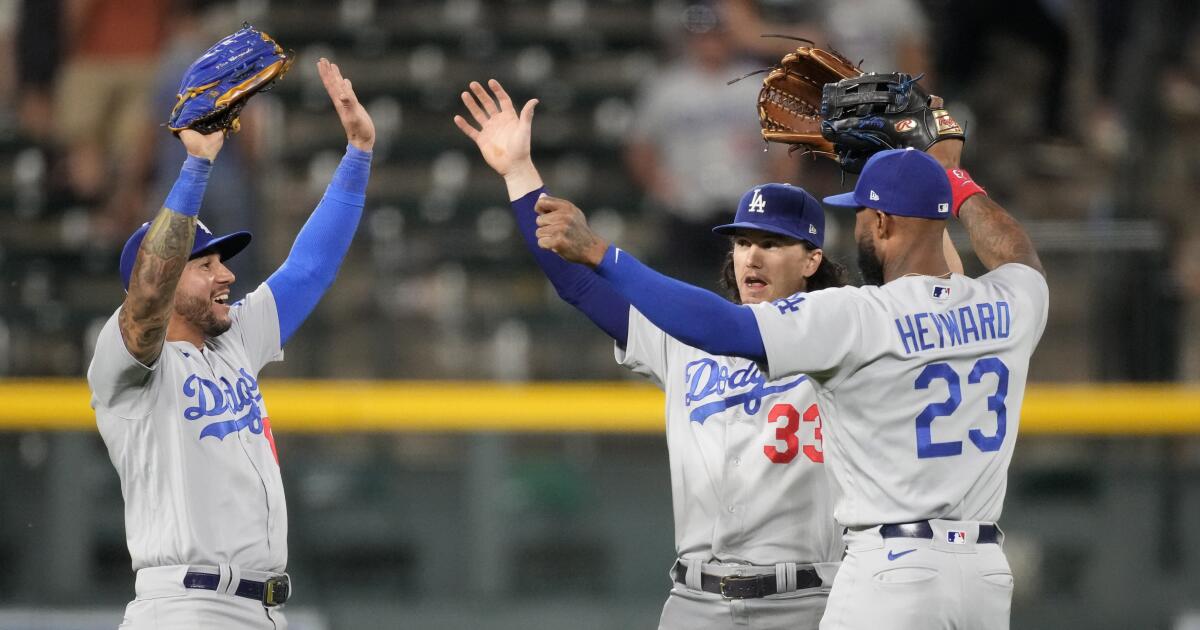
167, 24, 294, 135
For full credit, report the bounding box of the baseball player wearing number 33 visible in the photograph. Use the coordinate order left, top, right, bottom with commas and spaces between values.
87, 58, 374, 629
537, 118, 1049, 630
455, 80, 965, 630
456, 77, 838, 630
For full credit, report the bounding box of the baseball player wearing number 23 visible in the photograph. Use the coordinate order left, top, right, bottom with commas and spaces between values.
87, 57, 374, 629
538, 130, 1048, 627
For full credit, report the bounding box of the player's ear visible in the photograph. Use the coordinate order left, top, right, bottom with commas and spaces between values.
874, 211, 892, 240
803, 247, 823, 278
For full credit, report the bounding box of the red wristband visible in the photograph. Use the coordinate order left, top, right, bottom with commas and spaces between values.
946, 167, 986, 217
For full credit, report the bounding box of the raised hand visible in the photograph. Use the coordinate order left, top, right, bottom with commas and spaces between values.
454, 79, 539, 180
318, 57, 375, 151
534, 195, 609, 267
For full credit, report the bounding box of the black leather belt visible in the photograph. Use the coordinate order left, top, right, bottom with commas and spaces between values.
672, 560, 822, 599
880, 521, 1000, 544
183, 571, 291, 607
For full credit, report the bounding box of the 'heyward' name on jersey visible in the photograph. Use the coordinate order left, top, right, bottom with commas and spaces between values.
894, 301, 1011, 354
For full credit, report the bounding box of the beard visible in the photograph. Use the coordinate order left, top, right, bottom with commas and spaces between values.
174, 292, 232, 338
856, 236, 885, 286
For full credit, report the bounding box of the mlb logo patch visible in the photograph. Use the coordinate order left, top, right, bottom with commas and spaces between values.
932, 285, 951, 300
937, 203, 949, 214
947, 530, 968, 544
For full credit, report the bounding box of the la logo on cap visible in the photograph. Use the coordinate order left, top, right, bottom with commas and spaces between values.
747, 189, 767, 214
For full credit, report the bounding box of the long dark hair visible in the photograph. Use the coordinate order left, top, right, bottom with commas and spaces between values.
719, 241, 849, 304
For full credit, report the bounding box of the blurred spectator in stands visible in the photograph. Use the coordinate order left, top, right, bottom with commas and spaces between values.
111, 0, 264, 279
12, 0, 63, 144
822, 0, 928, 75
52, 0, 167, 238
722, 0, 930, 75
626, 3, 788, 282
721, 0, 825, 61
1090, 0, 1200, 158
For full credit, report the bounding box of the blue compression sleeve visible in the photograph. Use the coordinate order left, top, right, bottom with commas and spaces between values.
594, 245, 766, 361
512, 188, 630, 344
163, 155, 211, 217
266, 145, 372, 346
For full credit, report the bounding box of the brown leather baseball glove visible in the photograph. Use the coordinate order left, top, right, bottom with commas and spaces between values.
757, 44, 863, 159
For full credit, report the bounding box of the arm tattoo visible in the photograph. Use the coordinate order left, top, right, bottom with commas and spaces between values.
118, 208, 197, 365
958, 195, 1045, 276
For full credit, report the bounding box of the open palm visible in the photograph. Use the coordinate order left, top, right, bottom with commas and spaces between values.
318, 57, 375, 151
454, 79, 538, 177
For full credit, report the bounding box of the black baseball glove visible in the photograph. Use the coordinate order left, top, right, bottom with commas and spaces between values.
820, 73, 964, 173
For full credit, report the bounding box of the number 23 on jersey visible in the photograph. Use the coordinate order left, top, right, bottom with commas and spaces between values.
913, 356, 1009, 459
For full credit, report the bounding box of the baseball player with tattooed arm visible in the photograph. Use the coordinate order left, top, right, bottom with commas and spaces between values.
86, 36, 374, 630
454, 80, 964, 630
536, 102, 1047, 630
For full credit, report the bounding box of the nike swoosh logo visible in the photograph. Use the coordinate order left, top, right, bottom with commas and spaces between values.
887, 549, 917, 561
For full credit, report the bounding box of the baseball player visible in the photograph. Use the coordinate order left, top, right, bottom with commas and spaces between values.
536, 137, 1047, 630
455, 80, 961, 629
87, 58, 373, 630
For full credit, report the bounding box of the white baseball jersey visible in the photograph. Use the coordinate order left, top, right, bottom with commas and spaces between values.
88, 283, 287, 572
748, 264, 1049, 528
618, 308, 843, 566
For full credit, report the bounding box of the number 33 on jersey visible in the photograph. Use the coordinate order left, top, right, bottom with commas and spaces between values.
765, 402, 824, 464
618, 306, 842, 566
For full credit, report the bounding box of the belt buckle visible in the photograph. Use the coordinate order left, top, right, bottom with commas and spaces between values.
263, 575, 290, 607
718, 574, 763, 599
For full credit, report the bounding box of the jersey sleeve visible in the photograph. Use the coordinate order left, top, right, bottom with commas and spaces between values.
614, 307, 669, 387
228, 282, 285, 372
86, 309, 158, 420
979, 263, 1050, 341
746, 287, 866, 384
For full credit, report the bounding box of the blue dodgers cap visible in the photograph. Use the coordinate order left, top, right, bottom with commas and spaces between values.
822, 148, 952, 220
712, 183, 825, 247
119, 220, 251, 290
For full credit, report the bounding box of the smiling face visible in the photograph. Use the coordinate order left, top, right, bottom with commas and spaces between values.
730, 230, 823, 304
173, 252, 235, 338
